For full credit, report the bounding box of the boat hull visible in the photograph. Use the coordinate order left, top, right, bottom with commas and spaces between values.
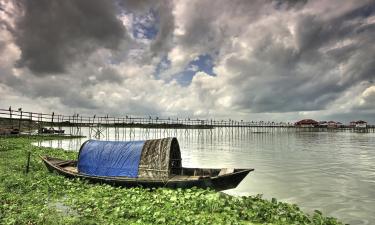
41, 156, 253, 191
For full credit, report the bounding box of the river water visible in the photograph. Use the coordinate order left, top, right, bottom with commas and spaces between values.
35, 128, 375, 225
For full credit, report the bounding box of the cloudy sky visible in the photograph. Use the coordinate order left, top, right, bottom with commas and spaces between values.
0, 0, 374, 123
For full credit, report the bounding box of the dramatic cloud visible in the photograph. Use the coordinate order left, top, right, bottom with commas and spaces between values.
14, 0, 127, 74
0, 0, 374, 123
355, 85, 375, 110
168, 0, 375, 114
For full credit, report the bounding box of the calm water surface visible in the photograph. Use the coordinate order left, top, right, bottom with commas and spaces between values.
36, 128, 375, 225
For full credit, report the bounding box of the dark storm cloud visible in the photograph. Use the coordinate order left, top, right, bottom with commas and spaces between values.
1, 0, 374, 120
272, 0, 308, 9
14, 0, 127, 75
0, 38, 6, 55
117, 0, 157, 13
231, 1, 375, 113
162, 0, 374, 114
295, 3, 375, 56
96, 67, 123, 83
118, 0, 175, 56
232, 76, 344, 113
175, 1, 235, 54
60, 91, 99, 110
150, 1, 175, 56
27, 79, 67, 98
174, 0, 307, 55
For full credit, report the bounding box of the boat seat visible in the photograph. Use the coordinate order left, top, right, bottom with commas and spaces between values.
218, 168, 234, 176
64, 166, 78, 173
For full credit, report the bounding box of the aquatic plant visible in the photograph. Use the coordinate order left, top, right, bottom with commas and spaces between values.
0, 136, 344, 224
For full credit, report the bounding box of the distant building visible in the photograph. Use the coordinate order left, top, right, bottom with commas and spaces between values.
319, 121, 328, 127
349, 120, 367, 128
355, 120, 367, 128
327, 121, 337, 128
295, 119, 319, 127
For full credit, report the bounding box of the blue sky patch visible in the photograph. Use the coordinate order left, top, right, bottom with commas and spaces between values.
175, 54, 215, 86
132, 10, 159, 40
155, 56, 171, 79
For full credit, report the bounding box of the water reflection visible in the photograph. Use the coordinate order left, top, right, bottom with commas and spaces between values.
34, 128, 375, 225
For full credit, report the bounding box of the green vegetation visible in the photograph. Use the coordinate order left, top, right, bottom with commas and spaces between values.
0, 136, 344, 225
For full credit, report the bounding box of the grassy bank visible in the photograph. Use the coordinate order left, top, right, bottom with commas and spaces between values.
0, 136, 344, 225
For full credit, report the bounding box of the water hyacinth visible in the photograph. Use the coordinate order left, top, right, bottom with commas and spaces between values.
0, 136, 344, 225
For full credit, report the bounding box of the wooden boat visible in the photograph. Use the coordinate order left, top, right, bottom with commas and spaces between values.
41, 137, 253, 191
0, 128, 19, 135
38, 127, 65, 134
41, 156, 253, 191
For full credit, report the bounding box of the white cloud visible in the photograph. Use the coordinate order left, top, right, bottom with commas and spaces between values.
357, 85, 375, 110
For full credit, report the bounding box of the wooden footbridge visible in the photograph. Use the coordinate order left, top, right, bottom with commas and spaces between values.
0, 108, 374, 137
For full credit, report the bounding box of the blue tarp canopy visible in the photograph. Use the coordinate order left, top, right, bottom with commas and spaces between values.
77, 140, 145, 177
